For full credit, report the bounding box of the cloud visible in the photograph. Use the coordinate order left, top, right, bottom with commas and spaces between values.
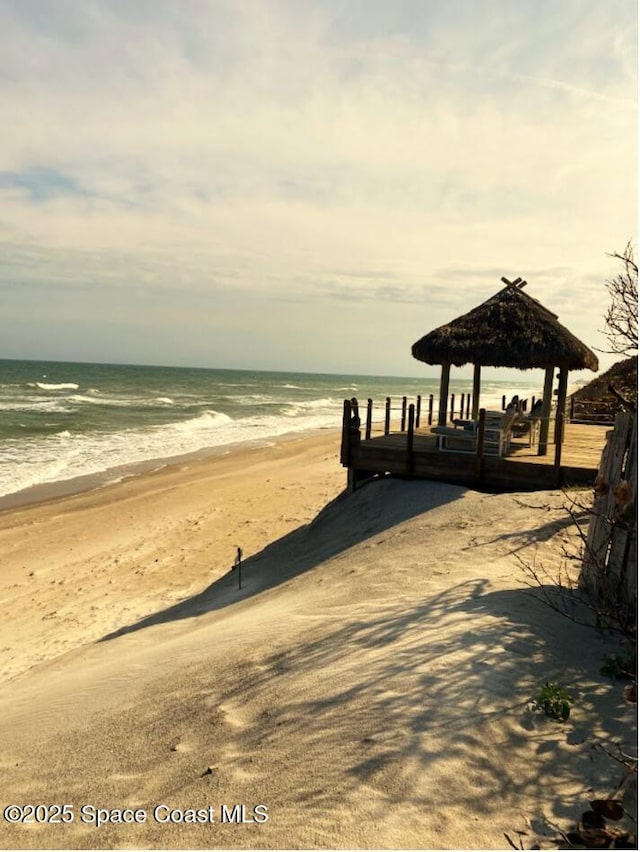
0, 0, 635, 372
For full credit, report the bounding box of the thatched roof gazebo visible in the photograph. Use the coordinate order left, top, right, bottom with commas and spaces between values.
411, 277, 599, 454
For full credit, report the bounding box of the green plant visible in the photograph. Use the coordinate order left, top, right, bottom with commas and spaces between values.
533, 682, 573, 721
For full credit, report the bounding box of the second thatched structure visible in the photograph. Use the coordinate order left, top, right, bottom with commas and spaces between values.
411, 277, 599, 454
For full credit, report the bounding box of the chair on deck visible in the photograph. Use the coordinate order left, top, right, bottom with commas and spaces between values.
512, 399, 544, 447
434, 408, 518, 457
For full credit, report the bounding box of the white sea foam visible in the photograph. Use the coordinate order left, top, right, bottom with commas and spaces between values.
0, 405, 340, 499
169, 410, 234, 432
155, 397, 174, 404
30, 382, 80, 391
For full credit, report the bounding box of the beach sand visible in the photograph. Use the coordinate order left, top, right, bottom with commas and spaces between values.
0, 431, 635, 849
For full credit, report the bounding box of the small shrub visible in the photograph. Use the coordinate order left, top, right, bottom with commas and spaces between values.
532, 682, 573, 721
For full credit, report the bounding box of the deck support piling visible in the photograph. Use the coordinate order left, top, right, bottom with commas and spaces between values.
416, 395, 422, 428
472, 363, 481, 419
384, 397, 391, 435
406, 404, 415, 474
401, 396, 407, 431
538, 366, 555, 456
438, 364, 451, 426
475, 408, 486, 480
428, 394, 434, 425
365, 398, 373, 440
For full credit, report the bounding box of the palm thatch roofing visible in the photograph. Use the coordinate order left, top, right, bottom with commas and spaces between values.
412, 281, 599, 371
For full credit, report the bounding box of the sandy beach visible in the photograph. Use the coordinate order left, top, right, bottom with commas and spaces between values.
0, 431, 635, 850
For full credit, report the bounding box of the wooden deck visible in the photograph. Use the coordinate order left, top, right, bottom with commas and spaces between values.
343, 420, 608, 491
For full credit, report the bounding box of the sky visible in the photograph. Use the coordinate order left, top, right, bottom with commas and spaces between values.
0, 0, 637, 379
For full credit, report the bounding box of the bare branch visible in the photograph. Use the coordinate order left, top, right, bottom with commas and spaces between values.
600, 241, 638, 357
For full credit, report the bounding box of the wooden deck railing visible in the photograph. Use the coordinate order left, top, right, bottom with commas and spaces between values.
339, 395, 602, 492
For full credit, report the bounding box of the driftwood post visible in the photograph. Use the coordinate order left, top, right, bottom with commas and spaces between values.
384, 397, 391, 436
428, 394, 434, 426
401, 396, 407, 432
365, 398, 373, 440
416, 395, 421, 429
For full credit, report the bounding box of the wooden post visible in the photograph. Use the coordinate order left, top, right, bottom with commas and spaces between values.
501, 395, 506, 410
416, 395, 421, 429
438, 364, 451, 426
465, 393, 470, 419
554, 410, 564, 485
401, 396, 407, 431
450, 393, 455, 422
365, 398, 373, 440
538, 366, 555, 456
428, 394, 434, 426
475, 408, 486, 480
522, 399, 527, 412
384, 397, 391, 435
340, 399, 351, 466
569, 395, 575, 422
459, 395, 464, 418
406, 403, 415, 474
472, 363, 481, 419
554, 368, 568, 448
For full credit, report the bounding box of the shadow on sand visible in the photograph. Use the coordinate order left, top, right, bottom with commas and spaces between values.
100, 476, 468, 643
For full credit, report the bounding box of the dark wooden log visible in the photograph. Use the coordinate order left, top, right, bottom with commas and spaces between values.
459, 395, 464, 417
401, 396, 407, 431
416, 395, 422, 428
502, 395, 506, 410
450, 393, 455, 422
365, 398, 373, 440
384, 397, 391, 435
428, 394, 434, 426
465, 393, 470, 419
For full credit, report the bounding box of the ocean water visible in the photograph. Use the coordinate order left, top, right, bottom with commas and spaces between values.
0, 359, 543, 502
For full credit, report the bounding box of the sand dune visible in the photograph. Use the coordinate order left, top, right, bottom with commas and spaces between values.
0, 433, 634, 849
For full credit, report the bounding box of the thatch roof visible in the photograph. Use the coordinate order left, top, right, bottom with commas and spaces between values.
412, 282, 599, 371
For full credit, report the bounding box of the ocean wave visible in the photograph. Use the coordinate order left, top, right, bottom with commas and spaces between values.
282, 397, 336, 416
0, 406, 339, 499
29, 382, 80, 391
168, 410, 234, 432
155, 397, 174, 404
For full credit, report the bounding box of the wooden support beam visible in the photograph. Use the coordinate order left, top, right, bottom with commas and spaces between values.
384, 397, 391, 435
538, 366, 555, 456
438, 364, 451, 426
416, 395, 422, 429
428, 394, 434, 426
472, 363, 481, 420
401, 396, 407, 431
406, 403, 415, 474
340, 399, 351, 467
475, 408, 486, 480
554, 368, 569, 448
365, 398, 373, 440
